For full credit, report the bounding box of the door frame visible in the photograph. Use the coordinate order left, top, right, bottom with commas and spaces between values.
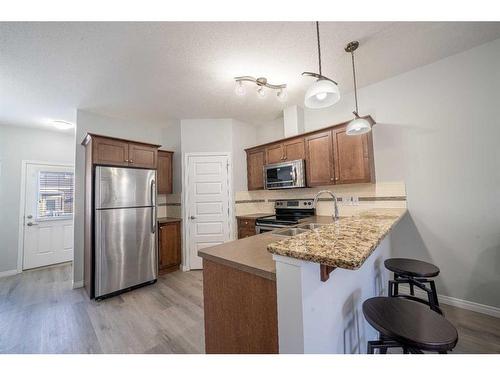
17, 160, 75, 274
182, 152, 234, 271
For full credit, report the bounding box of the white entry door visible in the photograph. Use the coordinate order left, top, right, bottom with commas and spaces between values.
186, 154, 232, 269
22, 163, 74, 270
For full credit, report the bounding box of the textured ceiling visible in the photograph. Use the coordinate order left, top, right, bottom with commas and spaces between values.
1, 21, 500, 129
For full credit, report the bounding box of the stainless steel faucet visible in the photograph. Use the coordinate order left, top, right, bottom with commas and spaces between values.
313, 190, 339, 221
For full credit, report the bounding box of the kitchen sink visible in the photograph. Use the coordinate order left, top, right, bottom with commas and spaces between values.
272, 228, 310, 237
296, 223, 328, 230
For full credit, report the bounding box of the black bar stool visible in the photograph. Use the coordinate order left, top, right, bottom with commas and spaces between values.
385, 258, 442, 314
363, 297, 458, 354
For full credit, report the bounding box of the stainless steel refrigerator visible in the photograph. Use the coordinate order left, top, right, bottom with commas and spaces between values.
94, 166, 157, 299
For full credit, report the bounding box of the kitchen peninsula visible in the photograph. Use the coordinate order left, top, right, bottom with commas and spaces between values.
198, 207, 407, 354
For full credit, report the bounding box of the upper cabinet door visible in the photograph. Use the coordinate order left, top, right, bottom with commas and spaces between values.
246, 148, 266, 190
332, 125, 374, 184
283, 138, 305, 161
128, 143, 158, 169
265, 143, 284, 165
92, 137, 129, 166
157, 151, 173, 194
305, 131, 335, 187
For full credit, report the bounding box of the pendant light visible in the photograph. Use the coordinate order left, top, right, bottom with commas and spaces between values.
302, 22, 340, 109
345, 41, 371, 135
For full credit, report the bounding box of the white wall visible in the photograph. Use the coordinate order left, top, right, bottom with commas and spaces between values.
180, 119, 233, 154
74, 110, 165, 284
0, 124, 74, 273
231, 120, 257, 192
255, 117, 284, 145
301, 38, 500, 308
160, 120, 182, 193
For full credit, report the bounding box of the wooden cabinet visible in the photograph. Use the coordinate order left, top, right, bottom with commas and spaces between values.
244, 116, 375, 190
305, 130, 335, 187
332, 125, 374, 184
246, 147, 266, 191
87, 134, 160, 169
158, 220, 182, 274
265, 138, 305, 165
283, 138, 305, 161
237, 218, 257, 239
92, 137, 130, 166
157, 150, 173, 194
128, 142, 158, 169
265, 144, 284, 165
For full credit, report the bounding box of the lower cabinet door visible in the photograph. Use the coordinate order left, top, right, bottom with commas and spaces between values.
158, 222, 181, 274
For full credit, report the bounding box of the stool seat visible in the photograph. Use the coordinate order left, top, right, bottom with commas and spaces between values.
385, 258, 440, 278
363, 297, 457, 352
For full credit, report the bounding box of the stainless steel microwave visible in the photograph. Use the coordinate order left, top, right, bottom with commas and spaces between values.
264, 159, 306, 189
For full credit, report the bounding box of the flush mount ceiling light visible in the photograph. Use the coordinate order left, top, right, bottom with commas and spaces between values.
234, 76, 287, 102
50, 120, 74, 130
302, 22, 340, 109
345, 41, 372, 136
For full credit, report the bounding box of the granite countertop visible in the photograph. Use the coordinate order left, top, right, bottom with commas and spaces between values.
236, 213, 272, 219
267, 208, 407, 270
157, 217, 182, 224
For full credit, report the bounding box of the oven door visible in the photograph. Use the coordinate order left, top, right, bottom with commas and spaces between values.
264, 160, 305, 189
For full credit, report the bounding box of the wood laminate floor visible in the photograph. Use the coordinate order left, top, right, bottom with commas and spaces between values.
0, 264, 204, 353
0, 263, 498, 354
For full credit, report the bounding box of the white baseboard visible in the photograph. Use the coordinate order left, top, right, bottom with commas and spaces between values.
181, 265, 190, 272
399, 286, 500, 318
0, 269, 18, 278
72, 280, 84, 289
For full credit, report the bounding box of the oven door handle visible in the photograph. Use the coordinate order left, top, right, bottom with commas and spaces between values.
256, 223, 288, 234
292, 166, 297, 185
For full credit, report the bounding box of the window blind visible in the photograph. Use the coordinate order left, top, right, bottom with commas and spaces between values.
37, 171, 74, 219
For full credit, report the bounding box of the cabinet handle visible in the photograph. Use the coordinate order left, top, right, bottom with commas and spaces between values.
125, 159, 129, 162
330, 177, 334, 181
129, 159, 134, 163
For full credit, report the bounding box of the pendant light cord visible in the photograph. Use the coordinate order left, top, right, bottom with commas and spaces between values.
316, 21, 322, 76
350, 50, 359, 116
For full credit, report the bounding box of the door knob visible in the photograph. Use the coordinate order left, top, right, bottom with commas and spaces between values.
27, 214, 33, 219
190, 216, 196, 220
27, 222, 38, 226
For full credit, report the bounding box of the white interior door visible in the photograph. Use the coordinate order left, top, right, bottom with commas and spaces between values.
186, 154, 232, 270
22, 163, 74, 270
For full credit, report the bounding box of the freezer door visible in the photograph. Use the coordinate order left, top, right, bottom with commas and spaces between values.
95, 206, 157, 298
95, 166, 156, 209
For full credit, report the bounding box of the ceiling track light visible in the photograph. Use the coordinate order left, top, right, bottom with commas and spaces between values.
345, 41, 373, 136
302, 21, 340, 109
234, 76, 287, 101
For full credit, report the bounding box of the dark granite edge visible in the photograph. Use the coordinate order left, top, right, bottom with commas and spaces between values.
267, 196, 406, 202
157, 217, 182, 223
235, 199, 266, 204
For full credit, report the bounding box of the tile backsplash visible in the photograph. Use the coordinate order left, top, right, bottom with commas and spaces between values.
158, 181, 406, 219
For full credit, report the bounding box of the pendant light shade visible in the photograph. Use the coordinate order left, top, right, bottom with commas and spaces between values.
346, 117, 371, 135
304, 79, 340, 109
345, 41, 372, 136
302, 22, 339, 109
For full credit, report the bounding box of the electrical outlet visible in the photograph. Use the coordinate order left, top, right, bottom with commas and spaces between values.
352, 196, 359, 206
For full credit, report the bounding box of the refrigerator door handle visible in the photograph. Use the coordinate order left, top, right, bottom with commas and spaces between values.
151, 179, 156, 233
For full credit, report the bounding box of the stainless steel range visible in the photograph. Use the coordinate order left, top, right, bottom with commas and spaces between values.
255, 199, 316, 234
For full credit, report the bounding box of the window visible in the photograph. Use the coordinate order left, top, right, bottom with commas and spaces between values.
37, 171, 74, 219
